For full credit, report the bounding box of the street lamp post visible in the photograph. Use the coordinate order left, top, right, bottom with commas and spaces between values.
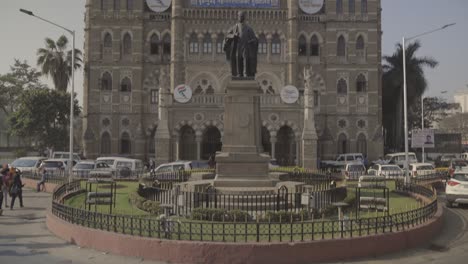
20, 9, 75, 184
402, 23, 455, 184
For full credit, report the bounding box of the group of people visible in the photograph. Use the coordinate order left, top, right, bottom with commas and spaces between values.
0, 164, 25, 215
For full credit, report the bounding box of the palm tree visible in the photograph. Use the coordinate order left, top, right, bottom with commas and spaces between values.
37, 35, 82, 92
382, 40, 438, 151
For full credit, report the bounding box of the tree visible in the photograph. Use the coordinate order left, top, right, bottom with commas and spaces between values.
382, 41, 438, 151
409, 97, 460, 129
8, 88, 81, 150
0, 59, 44, 115
37, 35, 83, 92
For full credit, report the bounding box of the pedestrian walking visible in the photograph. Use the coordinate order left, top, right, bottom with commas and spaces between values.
9, 168, 24, 210
1, 164, 10, 209
36, 162, 47, 192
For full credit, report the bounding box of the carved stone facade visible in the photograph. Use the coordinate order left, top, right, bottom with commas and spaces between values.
82, 0, 383, 167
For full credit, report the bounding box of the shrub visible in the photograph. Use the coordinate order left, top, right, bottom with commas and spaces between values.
129, 191, 161, 215
191, 208, 252, 222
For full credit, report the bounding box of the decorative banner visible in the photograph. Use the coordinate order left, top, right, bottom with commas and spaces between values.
190, 0, 280, 8
411, 129, 435, 148
174, 84, 192, 103
299, 0, 324, 14
146, 0, 172, 13
280, 85, 299, 104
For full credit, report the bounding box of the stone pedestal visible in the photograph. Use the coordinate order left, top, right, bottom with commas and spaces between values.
214, 80, 274, 188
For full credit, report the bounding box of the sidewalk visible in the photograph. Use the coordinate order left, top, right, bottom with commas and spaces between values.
0, 188, 165, 264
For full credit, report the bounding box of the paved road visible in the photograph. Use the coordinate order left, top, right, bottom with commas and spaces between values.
1, 189, 468, 264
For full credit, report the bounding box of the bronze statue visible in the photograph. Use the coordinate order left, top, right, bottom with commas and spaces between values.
223, 11, 258, 78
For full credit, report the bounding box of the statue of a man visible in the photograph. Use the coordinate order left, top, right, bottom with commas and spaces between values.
223, 11, 258, 78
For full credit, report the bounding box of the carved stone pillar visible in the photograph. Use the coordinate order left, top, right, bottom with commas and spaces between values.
196, 134, 202, 161
270, 135, 277, 160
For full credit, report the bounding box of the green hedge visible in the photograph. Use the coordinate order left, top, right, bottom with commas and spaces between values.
191, 208, 252, 222
129, 191, 161, 215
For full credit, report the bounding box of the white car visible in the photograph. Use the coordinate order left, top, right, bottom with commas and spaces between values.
11, 156, 46, 177
367, 164, 404, 179
409, 163, 435, 177
384, 152, 418, 168
446, 169, 468, 208
343, 162, 367, 180
72, 160, 113, 178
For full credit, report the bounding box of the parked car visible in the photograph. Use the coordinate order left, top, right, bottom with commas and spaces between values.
11, 156, 46, 177
51, 151, 81, 162
384, 152, 418, 168
409, 163, 435, 177
320, 153, 364, 169
42, 159, 77, 177
367, 164, 404, 178
342, 162, 367, 180
153, 160, 209, 173
269, 159, 279, 170
446, 168, 468, 208
72, 160, 113, 178
461, 152, 468, 161
96, 157, 144, 177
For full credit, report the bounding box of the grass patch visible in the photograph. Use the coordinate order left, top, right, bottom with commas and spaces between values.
65, 181, 149, 216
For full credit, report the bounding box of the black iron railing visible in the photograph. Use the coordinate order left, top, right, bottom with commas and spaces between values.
51, 192, 437, 242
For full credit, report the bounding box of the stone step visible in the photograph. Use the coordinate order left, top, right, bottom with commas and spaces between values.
215, 187, 277, 195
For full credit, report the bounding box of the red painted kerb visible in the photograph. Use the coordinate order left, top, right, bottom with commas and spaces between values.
47, 204, 443, 264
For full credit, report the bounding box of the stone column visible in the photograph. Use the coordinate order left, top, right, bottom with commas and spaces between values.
134, 124, 146, 161
155, 86, 172, 165
174, 134, 180, 161
170, 0, 185, 92
196, 135, 202, 160
302, 88, 318, 169
270, 135, 277, 160
287, 0, 299, 86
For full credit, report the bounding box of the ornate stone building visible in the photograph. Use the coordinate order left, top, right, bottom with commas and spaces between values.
82, 0, 384, 168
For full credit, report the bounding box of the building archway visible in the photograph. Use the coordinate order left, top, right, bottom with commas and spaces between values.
276, 126, 296, 166
179, 125, 197, 160
101, 132, 111, 155
201, 126, 222, 160
356, 133, 367, 155
120, 132, 131, 154
337, 133, 348, 154
261, 126, 271, 156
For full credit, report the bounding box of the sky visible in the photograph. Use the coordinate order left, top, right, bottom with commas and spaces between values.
1, 0, 467, 105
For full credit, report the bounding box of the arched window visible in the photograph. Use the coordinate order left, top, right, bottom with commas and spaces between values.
114, 0, 120, 10
258, 34, 267, 54
189, 33, 198, 54
179, 126, 197, 160
356, 74, 367, 92
298, 35, 307, 56
122, 33, 132, 55
101, 72, 112, 91
356, 134, 367, 155
206, 85, 214, 94
103, 33, 112, 48
356, 35, 365, 50
310, 35, 320, 56
336, 0, 343, 14
101, 132, 111, 154
203, 33, 212, 54
150, 34, 159, 55
337, 133, 348, 154
271, 34, 281, 54
337, 35, 346, 57
126, 0, 133, 11
121, 77, 132, 92
120, 132, 131, 154
361, 0, 368, 14
337, 79, 347, 94
216, 33, 224, 54
163, 34, 171, 55
349, 0, 355, 14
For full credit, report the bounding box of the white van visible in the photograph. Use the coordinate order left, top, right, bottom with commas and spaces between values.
52, 151, 81, 161
384, 152, 418, 168
96, 157, 144, 177
461, 153, 468, 161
